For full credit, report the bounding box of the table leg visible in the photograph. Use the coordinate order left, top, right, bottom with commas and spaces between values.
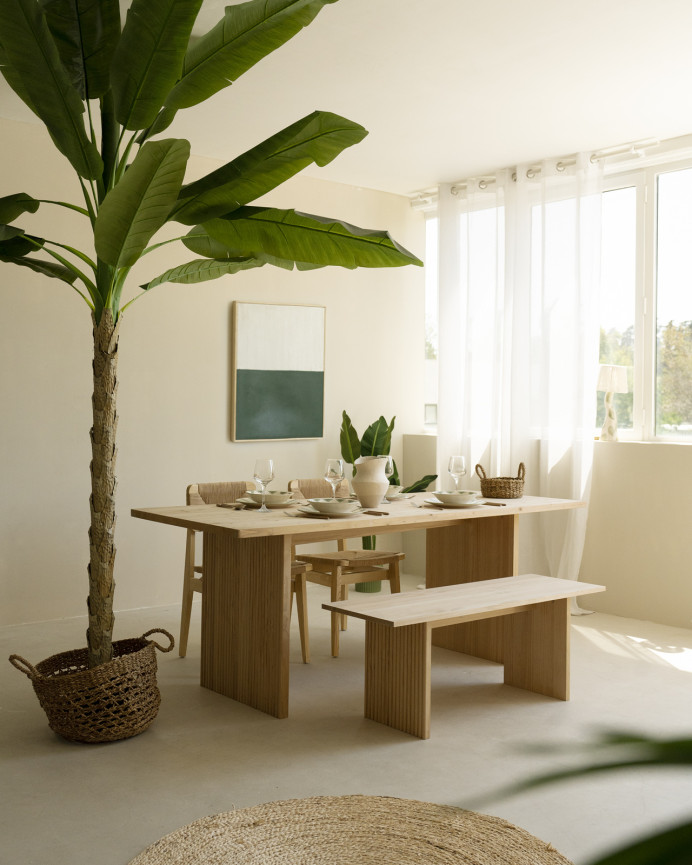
503, 599, 570, 700
426, 515, 518, 662
364, 621, 431, 739
201, 532, 291, 718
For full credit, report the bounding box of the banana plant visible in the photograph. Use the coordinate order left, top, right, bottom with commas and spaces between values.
0, 0, 422, 669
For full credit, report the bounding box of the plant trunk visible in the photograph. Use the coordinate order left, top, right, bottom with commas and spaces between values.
87, 310, 120, 668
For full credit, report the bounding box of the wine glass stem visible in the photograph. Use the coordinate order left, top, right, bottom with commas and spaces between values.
260, 484, 268, 512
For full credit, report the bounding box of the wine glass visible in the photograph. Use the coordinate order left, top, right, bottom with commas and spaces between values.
253, 458, 275, 513
382, 455, 395, 502
324, 458, 345, 498
447, 455, 466, 490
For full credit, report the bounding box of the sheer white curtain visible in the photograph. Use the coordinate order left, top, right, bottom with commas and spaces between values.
436, 154, 603, 596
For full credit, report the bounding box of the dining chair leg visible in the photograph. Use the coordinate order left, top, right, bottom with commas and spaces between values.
179, 529, 196, 658
293, 573, 310, 664
330, 581, 341, 658
340, 583, 349, 631
389, 560, 401, 595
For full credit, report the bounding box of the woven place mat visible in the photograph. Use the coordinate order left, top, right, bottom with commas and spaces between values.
128, 795, 572, 865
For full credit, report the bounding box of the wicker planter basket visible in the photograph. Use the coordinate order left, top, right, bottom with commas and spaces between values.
475, 463, 525, 499
9, 628, 174, 743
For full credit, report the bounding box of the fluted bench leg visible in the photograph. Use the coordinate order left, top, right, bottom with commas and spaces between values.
364, 621, 432, 739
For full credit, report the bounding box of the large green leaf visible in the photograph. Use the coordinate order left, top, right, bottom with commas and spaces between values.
361, 416, 394, 456
94, 138, 190, 268
0, 0, 102, 179
112, 0, 204, 131
141, 256, 264, 290
339, 411, 361, 466
0, 193, 40, 223
171, 111, 368, 224
182, 225, 326, 271
39, 0, 121, 99
402, 475, 437, 493
0, 233, 76, 283
0, 224, 26, 242
148, 0, 338, 134
204, 207, 424, 268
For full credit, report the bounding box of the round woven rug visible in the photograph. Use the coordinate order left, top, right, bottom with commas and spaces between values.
128, 795, 572, 865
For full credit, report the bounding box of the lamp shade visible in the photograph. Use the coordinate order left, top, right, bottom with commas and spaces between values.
597, 364, 628, 393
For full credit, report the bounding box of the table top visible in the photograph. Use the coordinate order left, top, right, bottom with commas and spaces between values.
131, 493, 585, 542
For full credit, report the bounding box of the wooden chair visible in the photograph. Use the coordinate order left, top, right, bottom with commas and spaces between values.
180, 481, 311, 663
288, 478, 404, 657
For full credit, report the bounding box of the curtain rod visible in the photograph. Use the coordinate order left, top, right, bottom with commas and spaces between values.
408, 136, 663, 207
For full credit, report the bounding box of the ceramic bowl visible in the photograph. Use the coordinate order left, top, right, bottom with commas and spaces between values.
244, 489, 293, 505
431, 490, 479, 505
385, 485, 403, 499
308, 497, 360, 514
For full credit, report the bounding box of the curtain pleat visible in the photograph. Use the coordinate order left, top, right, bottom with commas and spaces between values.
436, 155, 603, 600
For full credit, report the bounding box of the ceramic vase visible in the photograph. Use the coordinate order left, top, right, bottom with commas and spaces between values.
351, 456, 390, 507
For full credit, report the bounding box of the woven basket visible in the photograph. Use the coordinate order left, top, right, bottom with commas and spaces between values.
475, 463, 525, 498
9, 628, 174, 743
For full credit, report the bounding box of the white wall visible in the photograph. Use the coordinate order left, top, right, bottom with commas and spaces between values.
0, 117, 426, 628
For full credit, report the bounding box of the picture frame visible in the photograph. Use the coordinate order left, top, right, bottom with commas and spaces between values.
231, 302, 325, 441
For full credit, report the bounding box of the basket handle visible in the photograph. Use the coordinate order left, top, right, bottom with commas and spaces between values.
475, 464, 487, 479
517, 462, 526, 480
8, 654, 40, 680
142, 629, 175, 653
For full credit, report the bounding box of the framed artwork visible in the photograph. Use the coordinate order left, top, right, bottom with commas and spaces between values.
231, 302, 325, 441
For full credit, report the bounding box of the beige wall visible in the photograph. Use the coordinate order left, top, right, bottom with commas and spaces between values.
579, 441, 692, 629
0, 117, 426, 627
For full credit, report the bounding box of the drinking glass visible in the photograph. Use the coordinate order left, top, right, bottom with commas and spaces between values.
253, 458, 275, 513
382, 455, 395, 502
448, 455, 466, 490
324, 458, 345, 498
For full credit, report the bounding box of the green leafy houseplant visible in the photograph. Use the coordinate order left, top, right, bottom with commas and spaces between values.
1, 0, 422, 675
340, 410, 436, 591
339, 410, 437, 494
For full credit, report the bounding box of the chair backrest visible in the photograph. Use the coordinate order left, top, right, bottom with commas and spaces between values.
288, 478, 350, 500
289, 478, 352, 553
187, 481, 252, 506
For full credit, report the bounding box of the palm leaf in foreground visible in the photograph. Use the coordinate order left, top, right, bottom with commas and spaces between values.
485, 732, 692, 865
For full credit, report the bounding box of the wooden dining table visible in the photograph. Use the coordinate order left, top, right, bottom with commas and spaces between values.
131, 494, 585, 719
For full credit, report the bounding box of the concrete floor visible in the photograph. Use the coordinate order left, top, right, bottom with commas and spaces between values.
3, 576, 692, 865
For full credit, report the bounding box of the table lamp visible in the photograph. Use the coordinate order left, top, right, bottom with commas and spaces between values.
597, 364, 629, 441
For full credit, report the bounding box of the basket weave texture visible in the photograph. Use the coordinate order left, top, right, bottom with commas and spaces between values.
9, 628, 174, 743
128, 794, 573, 865
476, 463, 526, 499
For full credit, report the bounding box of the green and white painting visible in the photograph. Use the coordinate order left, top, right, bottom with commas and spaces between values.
232, 302, 325, 441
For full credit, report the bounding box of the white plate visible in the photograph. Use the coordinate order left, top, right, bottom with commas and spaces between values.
297, 505, 364, 518
385, 493, 415, 500
424, 498, 483, 509
237, 497, 295, 509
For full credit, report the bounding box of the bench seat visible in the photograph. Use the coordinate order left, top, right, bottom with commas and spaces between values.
323, 574, 605, 739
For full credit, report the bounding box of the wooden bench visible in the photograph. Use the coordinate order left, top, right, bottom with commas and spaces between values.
323, 574, 605, 739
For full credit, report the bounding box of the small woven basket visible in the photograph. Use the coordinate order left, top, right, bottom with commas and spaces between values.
9, 628, 174, 743
475, 463, 525, 499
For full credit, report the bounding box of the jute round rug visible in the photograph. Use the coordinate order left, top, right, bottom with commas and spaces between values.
128, 795, 572, 864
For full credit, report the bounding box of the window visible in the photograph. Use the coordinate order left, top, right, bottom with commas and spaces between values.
424, 150, 692, 442
654, 168, 692, 439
